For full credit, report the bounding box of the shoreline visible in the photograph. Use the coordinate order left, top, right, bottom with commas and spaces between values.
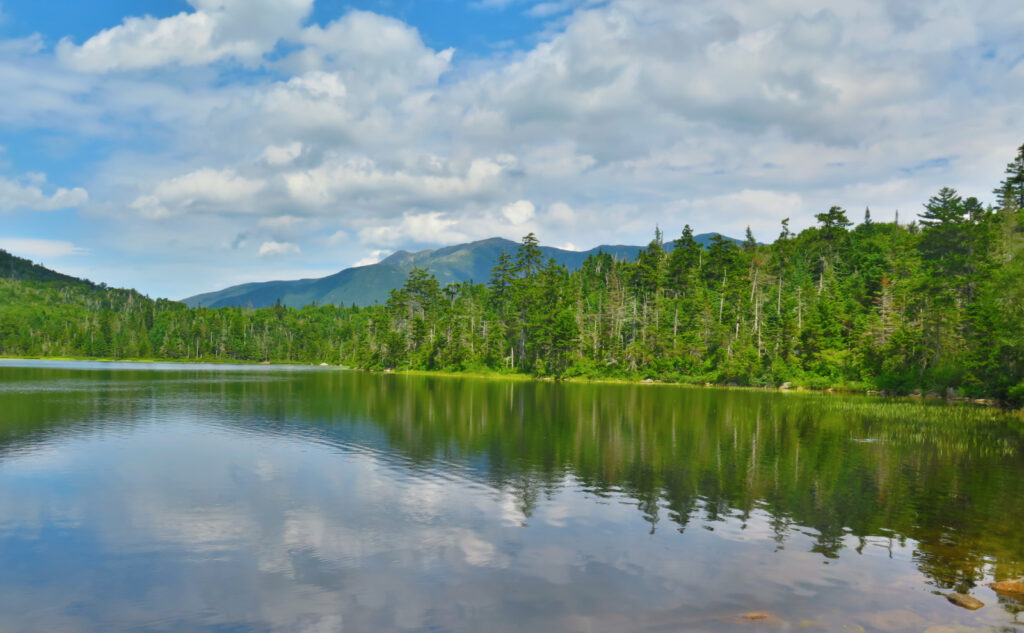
0, 355, 1016, 410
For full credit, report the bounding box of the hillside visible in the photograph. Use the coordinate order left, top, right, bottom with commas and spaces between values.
183, 234, 733, 309
0, 249, 95, 287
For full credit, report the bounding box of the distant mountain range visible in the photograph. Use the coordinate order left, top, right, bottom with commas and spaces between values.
183, 234, 737, 309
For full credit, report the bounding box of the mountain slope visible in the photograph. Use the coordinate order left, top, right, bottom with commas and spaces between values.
0, 249, 95, 287
183, 234, 735, 309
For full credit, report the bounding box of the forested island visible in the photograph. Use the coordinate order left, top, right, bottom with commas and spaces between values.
3, 146, 1023, 405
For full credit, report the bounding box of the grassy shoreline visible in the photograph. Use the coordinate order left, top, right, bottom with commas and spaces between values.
2, 354, 1018, 411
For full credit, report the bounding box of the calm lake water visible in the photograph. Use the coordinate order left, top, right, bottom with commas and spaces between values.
1, 360, 1022, 632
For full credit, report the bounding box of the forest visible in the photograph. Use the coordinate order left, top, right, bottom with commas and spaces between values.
2, 145, 1023, 405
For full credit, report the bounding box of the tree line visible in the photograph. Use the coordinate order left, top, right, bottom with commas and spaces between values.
2, 144, 1023, 404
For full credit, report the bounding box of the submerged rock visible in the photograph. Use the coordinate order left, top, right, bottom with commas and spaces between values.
862, 610, 925, 630
946, 592, 984, 610
990, 579, 1024, 596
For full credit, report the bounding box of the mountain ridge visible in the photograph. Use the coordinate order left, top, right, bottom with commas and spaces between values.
183, 234, 737, 309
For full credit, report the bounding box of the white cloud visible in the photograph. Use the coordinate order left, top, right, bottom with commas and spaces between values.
129, 195, 171, 220
56, 0, 314, 72
0, 174, 88, 212
284, 155, 509, 210
501, 200, 536, 225
353, 249, 390, 267
154, 168, 265, 203
545, 202, 576, 225
257, 240, 300, 257
4, 0, 1024, 299
0, 238, 86, 257
673, 189, 805, 236
258, 215, 302, 230
357, 212, 467, 248
261, 142, 303, 166
132, 168, 265, 218
294, 11, 454, 93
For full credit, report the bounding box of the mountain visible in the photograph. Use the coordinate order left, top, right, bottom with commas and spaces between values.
183, 234, 736, 309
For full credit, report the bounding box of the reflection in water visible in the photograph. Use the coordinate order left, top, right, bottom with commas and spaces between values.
0, 361, 1022, 632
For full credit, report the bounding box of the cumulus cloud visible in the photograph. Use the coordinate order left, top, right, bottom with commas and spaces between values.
545, 202, 577, 225
353, 249, 390, 267
293, 11, 454, 93
284, 155, 510, 210
258, 215, 302, 231
56, 0, 314, 72
257, 241, 300, 257
358, 212, 467, 248
261, 142, 303, 166
132, 169, 265, 218
3, 0, 1024, 298
501, 200, 536, 225
0, 174, 88, 212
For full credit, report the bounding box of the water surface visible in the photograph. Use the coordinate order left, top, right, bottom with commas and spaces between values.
1, 360, 1022, 632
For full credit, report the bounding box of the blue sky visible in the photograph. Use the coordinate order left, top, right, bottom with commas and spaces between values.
1, 0, 1022, 299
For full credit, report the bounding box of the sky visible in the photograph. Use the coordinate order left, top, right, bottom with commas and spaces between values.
0, 0, 1022, 300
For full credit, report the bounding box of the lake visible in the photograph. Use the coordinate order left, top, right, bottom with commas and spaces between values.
0, 360, 1022, 632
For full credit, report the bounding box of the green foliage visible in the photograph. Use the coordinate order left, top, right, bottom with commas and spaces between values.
3, 146, 1024, 405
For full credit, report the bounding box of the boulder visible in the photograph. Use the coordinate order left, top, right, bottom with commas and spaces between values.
990, 579, 1024, 596
946, 592, 984, 610
779, 382, 792, 390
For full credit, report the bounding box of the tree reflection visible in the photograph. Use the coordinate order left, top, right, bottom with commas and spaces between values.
1, 365, 1022, 613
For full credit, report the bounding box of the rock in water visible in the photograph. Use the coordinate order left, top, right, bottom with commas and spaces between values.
990, 579, 1024, 596
946, 593, 984, 610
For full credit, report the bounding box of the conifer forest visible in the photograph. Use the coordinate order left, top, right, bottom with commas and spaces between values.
3, 145, 1023, 405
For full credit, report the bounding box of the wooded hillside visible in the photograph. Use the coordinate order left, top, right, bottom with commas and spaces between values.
3, 144, 1023, 405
